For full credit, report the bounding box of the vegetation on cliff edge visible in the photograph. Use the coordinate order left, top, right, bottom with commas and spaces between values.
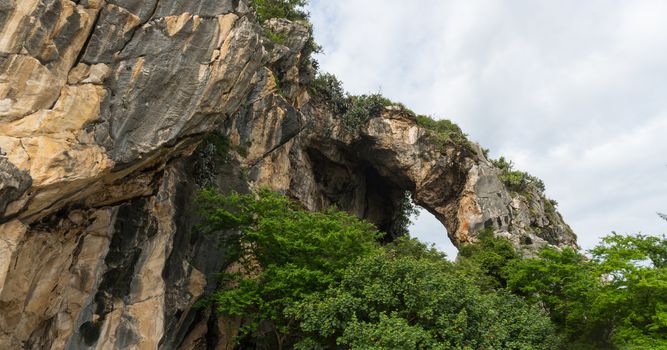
309, 73, 470, 150
491, 156, 546, 193
250, 0, 309, 23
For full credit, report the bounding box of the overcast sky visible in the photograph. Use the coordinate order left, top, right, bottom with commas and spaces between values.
307, 0, 667, 258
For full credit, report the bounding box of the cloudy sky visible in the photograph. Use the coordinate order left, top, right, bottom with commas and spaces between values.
307, 0, 667, 258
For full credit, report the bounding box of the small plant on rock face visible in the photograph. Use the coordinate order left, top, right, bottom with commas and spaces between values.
264, 28, 287, 44
250, 0, 309, 23
202, 132, 231, 158
491, 156, 546, 193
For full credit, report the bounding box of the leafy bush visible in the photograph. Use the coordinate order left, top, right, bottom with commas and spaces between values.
250, 0, 309, 23
288, 248, 559, 349
309, 73, 347, 114
195, 191, 563, 349
507, 246, 601, 347
491, 156, 546, 193
341, 93, 392, 129
458, 228, 522, 290
195, 189, 667, 349
384, 236, 448, 262
195, 189, 382, 348
415, 114, 469, 147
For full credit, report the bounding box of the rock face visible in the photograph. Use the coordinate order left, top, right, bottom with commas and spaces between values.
0, 1, 576, 348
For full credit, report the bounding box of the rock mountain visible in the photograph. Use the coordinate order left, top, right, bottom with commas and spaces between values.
0, 1, 576, 348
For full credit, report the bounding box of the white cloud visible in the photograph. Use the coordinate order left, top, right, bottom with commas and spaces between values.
308, 0, 667, 255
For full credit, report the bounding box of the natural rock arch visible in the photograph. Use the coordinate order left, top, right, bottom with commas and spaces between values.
237, 91, 576, 251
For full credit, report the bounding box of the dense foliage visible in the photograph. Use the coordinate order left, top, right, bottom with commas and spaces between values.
197, 190, 562, 349
197, 190, 666, 349
195, 189, 381, 348
458, 228, 522, 290
289, 241, 559, 349
456, 229, 667, 349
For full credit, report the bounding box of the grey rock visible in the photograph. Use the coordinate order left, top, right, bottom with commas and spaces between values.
152, 0, 237, 18
106, 0, 159, 22
0, 156, 31, 216
98, 15, 263, 165
79, 4, 138, 64
0, 0, 14, 31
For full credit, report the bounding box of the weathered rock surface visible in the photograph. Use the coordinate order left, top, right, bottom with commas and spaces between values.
235, 83, 576, 251
0, 0, 576, 348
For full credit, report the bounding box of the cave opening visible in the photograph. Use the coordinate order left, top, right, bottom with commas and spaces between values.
306, 147, 407, 239
306, 145, 458, 256
408, 208, 458, 261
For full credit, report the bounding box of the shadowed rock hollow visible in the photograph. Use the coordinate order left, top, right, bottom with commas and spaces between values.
0, 1, 576, 348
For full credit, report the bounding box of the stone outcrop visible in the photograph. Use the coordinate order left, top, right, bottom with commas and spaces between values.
0, 1, 576, 348
234, 80, 576, 251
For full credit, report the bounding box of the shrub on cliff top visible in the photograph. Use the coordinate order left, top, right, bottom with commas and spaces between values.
250, 0, 309, 23
415, 114, 469, 147
309, 73, 347, 114
341, 93, 393, 129
492, 156, 546, 193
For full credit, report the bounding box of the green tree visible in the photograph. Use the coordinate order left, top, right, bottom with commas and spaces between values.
458, 228, 522, 290
288, 241, 559, 350
196, 189, 381, 349
590, 234, 667, 349
506, 233, 667, 349
506, 246, 603, 348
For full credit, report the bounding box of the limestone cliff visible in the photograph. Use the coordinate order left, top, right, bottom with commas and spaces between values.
0, 1, 576, 348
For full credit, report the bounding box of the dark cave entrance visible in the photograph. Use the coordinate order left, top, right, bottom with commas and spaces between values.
306, 146, 448, 245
